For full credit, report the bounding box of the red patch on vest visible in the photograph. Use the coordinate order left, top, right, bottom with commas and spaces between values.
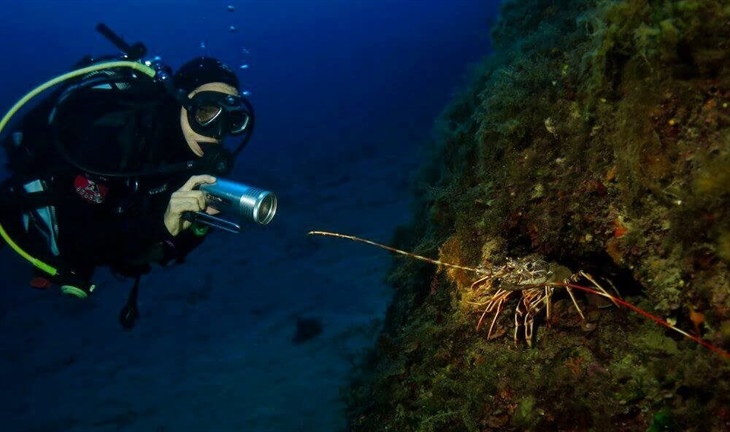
74, 175, 109, 204
30, 276, 53, 290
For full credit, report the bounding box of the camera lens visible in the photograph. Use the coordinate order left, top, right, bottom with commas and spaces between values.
254, 193, 277, 225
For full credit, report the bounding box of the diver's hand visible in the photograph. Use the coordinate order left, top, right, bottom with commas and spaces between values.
163, 175, 218, 236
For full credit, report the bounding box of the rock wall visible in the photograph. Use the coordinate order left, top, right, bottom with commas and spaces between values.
348, 1, 730, 430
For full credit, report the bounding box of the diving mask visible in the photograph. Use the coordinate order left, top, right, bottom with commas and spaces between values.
188, 91, 251, 139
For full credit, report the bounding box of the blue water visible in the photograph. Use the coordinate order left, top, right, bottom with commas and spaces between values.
0, 1, 499, 431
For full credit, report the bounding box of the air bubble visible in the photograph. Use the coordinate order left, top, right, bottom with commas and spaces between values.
239, 48, 251, 71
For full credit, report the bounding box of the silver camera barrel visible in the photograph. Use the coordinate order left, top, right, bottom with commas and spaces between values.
199, 179, 277, 225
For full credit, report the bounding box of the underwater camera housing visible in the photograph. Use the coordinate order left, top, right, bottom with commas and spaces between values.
183, 179, 277, 233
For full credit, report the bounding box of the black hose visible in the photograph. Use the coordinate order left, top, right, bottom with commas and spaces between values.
119, 275, 141, 330
95, 23, 147, 61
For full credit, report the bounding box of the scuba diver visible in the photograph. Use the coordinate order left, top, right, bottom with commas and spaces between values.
0, 24, 266, 329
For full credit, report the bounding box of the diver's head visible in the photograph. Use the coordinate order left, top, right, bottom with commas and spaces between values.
179, 82, 240, 157
173, 57, 251, 157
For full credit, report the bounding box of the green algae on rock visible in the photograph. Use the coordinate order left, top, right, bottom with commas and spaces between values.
346, 0, 730, 430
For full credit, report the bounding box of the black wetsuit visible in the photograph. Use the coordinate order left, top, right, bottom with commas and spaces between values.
0, 70, 207, 286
